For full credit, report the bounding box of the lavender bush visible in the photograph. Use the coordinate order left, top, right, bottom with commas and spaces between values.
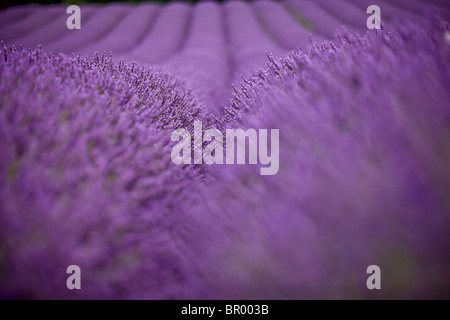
213, 16, 450, 299
0, 46, 217, 298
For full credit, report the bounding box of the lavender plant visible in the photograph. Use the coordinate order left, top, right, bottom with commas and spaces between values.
210, 17, 450, 299
0, 1, 449, 300
0, 45, 216, 298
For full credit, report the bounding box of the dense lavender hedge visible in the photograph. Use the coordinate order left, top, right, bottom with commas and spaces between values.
211, 17, 450, 299
0, 46, 217, 298
0, 4, 449, 299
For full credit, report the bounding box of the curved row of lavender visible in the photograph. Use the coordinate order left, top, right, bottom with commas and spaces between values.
0, 45, 223, 298
214, 17, 450, 299
0, 0, 449, 299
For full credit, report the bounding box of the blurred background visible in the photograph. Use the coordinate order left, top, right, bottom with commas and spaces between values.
1, 0, 232, 10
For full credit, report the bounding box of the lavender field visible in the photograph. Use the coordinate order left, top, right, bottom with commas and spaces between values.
0, 0, 449, 299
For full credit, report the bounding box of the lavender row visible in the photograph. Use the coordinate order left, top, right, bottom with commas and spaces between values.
123, 2, 191, 65
0, 45, 216, 298
0, 5, 62, 43
205, 17, 450, 299
223, 1, 286, 93
157, 1, 231, 115
283, 0, 354, 39
77, 3, 160, 57
0, 5, 35, 29
45, 4, 130, 55
314, 0, 371, 30
12, 6, 98, 50
254, 0, 322, 50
